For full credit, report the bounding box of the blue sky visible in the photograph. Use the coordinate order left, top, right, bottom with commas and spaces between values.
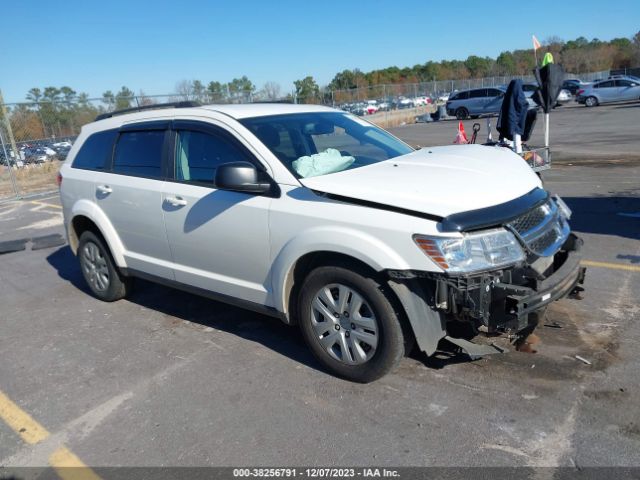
2, 0, 639, 103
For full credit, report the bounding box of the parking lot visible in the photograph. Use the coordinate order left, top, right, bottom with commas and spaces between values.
0, 104, 639, 472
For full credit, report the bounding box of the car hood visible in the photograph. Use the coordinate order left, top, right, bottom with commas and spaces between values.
299, 144, 542, 218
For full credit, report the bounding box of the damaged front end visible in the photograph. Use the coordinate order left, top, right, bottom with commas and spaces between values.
432, 232, 585, 335
388, 189, 586, 356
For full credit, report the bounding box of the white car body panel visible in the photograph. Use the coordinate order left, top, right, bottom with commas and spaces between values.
60, 104, 539, 320
161, 181, 272, 305
268, 185, 443, 315
299, 145, 541, 218
92, 172, 174, 279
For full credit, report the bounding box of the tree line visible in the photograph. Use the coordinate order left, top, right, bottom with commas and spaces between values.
328, 32, 640, 90
2, 32, 639, 142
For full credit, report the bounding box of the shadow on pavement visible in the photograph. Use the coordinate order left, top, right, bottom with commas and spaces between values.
46, 246, 472, 377
612, 103, 640, 109
564, 195, 640, 243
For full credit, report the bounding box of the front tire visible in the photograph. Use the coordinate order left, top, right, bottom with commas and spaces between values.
78, 230, 132, 302
297, 265, 406, 383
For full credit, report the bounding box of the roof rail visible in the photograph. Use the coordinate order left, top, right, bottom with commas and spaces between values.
95, 101, 201, 121
251, 100, 294, 104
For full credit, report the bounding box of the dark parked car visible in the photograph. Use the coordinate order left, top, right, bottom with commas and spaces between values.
561, 79, 583, 96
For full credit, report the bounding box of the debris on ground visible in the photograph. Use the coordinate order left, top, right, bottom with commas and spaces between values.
544, 321, 563, 329
575, 355, 592, 365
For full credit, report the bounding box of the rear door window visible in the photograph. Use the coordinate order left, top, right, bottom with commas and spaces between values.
72, 129, 118, 170
469, 89, 487, 98
113, 131, 165, 178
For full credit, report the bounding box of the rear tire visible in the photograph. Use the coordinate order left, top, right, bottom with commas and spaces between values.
78, 230, 132, 302
455, 107, 469, 120
585, 96, 598, 107
297, 265, 406, 383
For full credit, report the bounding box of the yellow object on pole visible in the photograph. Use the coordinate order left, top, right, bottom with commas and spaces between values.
542, 52, 554, 67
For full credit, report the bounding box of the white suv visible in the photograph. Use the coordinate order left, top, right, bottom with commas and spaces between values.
59, 102, 585, 382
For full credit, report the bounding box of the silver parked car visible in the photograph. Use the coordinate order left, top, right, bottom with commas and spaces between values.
577, 78, 640, 107
521, 83, 570, 107
445, 87, 505, 119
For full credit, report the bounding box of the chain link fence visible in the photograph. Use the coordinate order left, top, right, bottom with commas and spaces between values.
321, 70, 610, 106
0, 69, 613, 200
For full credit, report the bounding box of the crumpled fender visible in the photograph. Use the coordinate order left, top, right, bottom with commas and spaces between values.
387, 278, 446, 357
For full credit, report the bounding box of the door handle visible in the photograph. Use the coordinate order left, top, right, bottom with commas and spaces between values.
96, 184, 112, 194
166, 195, 187, 207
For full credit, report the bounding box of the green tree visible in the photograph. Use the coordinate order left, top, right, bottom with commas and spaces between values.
26, 88, 43, 104
60, 86, 77, 105
496, 52, 516, 75
207, 81, 227, 102
192, 80, 206, 102
294, 76, 320, 104
102, 90, 115, 109
115, 86, 134, 109
227, 76, 255, 102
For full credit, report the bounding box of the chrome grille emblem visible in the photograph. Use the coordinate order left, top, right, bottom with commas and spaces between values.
508, 200, 570, 257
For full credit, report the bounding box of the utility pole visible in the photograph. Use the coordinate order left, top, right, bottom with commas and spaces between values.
0, 89, 20, 164
0, 127, 19, 197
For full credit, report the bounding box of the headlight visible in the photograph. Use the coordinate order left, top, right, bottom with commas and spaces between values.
553, 194, 572, 220
414, 229, 525, 273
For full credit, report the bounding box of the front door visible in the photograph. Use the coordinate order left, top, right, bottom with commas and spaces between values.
161, 121, 273, 306
615, 79, 640, 101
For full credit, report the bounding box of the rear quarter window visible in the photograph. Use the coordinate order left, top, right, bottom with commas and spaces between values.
71, 129, 118, 170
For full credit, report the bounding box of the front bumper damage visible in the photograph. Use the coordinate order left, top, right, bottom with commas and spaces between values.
440, 233, 585, 333
387, 233, 586, 356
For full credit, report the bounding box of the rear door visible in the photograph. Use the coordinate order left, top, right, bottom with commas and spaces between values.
93, 121, 174, 279
161, 120, 273, 306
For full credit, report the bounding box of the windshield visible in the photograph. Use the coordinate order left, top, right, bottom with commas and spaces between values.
240, 112, 413, 178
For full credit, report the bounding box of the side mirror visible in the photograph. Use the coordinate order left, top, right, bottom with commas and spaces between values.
215, 162, 272, 194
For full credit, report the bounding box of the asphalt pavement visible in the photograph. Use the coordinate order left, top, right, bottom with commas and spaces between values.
0, 119, 639, 472
389, 103, 640, 163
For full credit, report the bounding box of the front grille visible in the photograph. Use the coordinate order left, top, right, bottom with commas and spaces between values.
509, 206, 547, 233
508, 200, 570, 257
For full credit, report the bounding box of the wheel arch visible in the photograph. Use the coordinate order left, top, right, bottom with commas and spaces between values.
586, 95, 600, 106
271, 228, 413, 324
68, 200, 127, 267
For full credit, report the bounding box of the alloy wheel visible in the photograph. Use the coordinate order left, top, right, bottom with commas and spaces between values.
81, 241, 110, 292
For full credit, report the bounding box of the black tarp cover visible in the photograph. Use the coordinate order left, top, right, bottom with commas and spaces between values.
496, 79, 529, 141
533, 63, 565, 113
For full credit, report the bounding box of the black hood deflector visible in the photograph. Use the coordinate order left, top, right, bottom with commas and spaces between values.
439, 188, 549, 232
